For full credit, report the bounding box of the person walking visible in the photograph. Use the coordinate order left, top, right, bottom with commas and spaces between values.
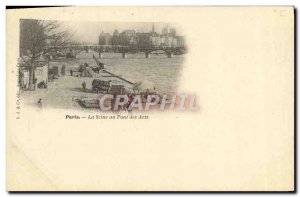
37, 98, 42, 109
82, 82, 86, 92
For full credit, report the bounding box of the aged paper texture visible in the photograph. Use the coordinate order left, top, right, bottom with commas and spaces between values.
6, 7, 294, 191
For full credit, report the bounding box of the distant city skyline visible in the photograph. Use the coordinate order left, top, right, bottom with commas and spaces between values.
63, 21, 184, 43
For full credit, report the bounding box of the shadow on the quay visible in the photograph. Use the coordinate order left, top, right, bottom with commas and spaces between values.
69, 88, 94, 94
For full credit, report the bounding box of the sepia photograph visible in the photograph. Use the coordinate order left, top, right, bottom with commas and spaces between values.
18, 20, 188, 111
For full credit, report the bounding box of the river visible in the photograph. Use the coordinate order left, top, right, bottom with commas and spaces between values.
55, 51, 185, 95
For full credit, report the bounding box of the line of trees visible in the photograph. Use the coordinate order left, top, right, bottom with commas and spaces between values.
20, 19, 72, 90
107, 30, 153, 48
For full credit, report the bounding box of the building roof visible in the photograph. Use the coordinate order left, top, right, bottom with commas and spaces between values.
18, 57, 48, 68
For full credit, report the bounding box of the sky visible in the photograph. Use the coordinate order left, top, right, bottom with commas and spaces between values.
62, 21, 184, 43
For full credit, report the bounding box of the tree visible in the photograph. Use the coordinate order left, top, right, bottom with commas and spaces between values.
137, 33, 151, 49
20, 19, 72, 90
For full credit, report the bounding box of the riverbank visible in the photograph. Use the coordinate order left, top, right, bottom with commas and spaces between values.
49, 51, 184, 95
21, 75, 100, 110
20, 50, 184, 110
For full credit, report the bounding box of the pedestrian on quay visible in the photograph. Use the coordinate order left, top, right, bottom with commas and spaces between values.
37, 98, 42, 108
70, 70, 73, 76
82, 82, 86, 92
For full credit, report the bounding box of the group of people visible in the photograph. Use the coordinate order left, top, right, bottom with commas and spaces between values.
37, 80, 47, 89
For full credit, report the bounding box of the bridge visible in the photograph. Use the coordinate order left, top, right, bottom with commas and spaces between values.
45, 44, 187, 59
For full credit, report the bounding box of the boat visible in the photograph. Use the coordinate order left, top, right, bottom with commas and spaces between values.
75, 97, 100, 108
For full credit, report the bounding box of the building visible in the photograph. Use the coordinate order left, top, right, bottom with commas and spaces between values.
112, 29, 119, 45
129, 35, 138, 46
98, 24, 185, 48
176, 36, 185, 47
99, 32, 112, 45
150, 36, 162, 47
136, 33, 152, 48
119, 30, 136, 45
147, 25, 183, 47
162, 27, 168, 36
161, 35, 174, 47
152, 22, 155, 34
170, 28, 176, 37
171, 37, 178, 47
19, 58, 49, 90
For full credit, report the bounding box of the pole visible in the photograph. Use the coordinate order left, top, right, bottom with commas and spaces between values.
92, 55, 134, 85
102, 70, 135, 85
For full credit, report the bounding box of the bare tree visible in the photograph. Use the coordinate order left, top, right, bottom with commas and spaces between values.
20, 19, 72, 90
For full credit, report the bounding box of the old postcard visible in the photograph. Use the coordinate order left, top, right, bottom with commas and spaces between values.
6, 6, 294, 191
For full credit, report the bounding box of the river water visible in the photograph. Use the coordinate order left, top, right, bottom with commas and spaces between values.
61, 51, 185, 94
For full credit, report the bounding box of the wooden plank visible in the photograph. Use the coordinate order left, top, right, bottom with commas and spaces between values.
92, 54, 135, 85
102, 69, 135, 85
